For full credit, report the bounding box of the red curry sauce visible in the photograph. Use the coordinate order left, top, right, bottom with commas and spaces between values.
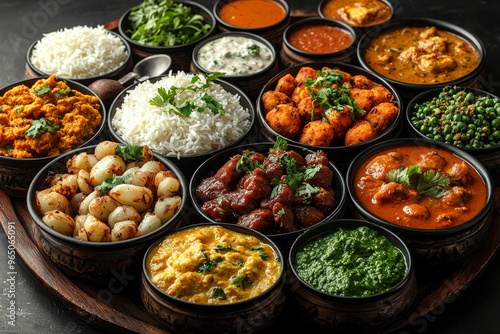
287, 25, 353, 54
218, 0, 286, 28
354, 146, 487, 229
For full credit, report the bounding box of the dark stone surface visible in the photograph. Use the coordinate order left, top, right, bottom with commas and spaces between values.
1, 0, 499, 333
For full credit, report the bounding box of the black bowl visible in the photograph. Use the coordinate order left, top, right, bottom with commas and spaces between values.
280, 17, 357, 68
27, 30, 132, 86
190, 31, 280, 99
213, 0, 290, 48
141, 222, 286, 334
256, 62, 404, 173
406, 86, 500, 185
118, 0, 216, 71
189, 142, 347, 252
108, 73, 255, 178
346, 138, 495, 266
288, 218, 416, 331
357, 18, 486, 96
0, 77, 106, 198
26, 144, 188, 284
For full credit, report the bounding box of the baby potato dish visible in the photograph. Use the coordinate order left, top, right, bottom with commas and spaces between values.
146, 225, 282, 305
35, 141, 182, 242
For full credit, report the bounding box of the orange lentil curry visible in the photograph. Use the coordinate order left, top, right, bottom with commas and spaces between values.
0, 75, 101, 158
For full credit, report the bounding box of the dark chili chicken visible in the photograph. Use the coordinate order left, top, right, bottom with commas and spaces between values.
354, 146, 487, 229
196, 144, 337, 234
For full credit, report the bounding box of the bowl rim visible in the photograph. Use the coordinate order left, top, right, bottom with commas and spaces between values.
141, 221, 285, 310
405, 86, 500, 153
356, 17, 486, 90
317, 0, 394, 28
118, 0, 216, 51
188, 141, 348, 240
107, 72, 256, 160
27, 29, 132, 82
288, 218, 414, 301
345, 137, 495, 235
191, 31, 278, 79
282, 17, 357, 57
26, 143, 188, 249
0, 76, 107, 163
213, 0, 290, 31
256, 61, 404, 153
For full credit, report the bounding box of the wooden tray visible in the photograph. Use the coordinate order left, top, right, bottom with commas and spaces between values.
1, 186, 499, 334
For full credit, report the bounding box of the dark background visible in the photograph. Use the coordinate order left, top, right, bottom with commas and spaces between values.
1, 0, 500, 333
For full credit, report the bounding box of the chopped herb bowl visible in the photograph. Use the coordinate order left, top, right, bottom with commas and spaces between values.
346, 138, 495, 266
287, 218, 416, 331
189, 141, 347, 253
118, 0, 216, 71
0, 77, 107, 198
140, 222, 286, 334
26, 143, 188, 284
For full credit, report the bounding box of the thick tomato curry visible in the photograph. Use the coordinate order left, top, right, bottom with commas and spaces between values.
354, 146, 486, 229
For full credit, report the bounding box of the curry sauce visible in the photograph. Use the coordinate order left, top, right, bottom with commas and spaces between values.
146, 225, 281, 304
0, 75, 101, 158
364, 26, 480, 85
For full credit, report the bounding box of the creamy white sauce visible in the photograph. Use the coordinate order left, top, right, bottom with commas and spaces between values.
197, 36, 273, 76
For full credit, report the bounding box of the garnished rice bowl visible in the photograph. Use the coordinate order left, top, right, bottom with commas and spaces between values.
110, 71, 253, 159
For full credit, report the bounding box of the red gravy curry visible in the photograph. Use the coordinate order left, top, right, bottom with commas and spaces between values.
364, 26, 480, 85
354, 146, 487, 229
287, 24, 353, 54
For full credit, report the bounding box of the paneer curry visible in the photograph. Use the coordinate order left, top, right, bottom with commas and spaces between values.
261, 66, 399, 147
322, 0, 392, 27
354, 146, 487, 229
364, 26, 480, 85
146, 225, 282, 304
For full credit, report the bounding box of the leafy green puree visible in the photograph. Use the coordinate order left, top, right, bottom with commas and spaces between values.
295, 226, 406, 297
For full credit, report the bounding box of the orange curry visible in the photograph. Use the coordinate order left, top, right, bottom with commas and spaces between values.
218, 0, 286, 28
0, 75, 101, 158
354, 146, 487, 229
288, 24, 353, 54
364, 26, 480, 85
322, 0, 392, 27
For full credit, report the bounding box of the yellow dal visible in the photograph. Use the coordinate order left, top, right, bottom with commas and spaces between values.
146, 225, 282, 305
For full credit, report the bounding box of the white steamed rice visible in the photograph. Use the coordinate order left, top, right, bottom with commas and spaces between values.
111, 71, 251, 158
31, 25, 128, 79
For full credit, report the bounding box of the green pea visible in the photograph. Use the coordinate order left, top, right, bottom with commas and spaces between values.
420, 125, 429, 134
465, 92, 475, 103
468, 123, 476, 130
445, 133, 454, 142
477, 106, 485, 114
493, 130, 500, 140
462, 115, 470, 123
457, 121, 466, 130
485, 97, 494, 107
491, 118, 500, 128
486, 107, 496, 115
430, 117, 439, 126
443, 124, 452, 134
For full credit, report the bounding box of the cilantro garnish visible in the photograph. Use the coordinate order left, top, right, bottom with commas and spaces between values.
149, 72, 226, 117
211, 287, 227, 300
16, 107, 23, 113
251, 247, 263, 252
236, 151, 264, 173
24, 118, 60, 138
230, 274, 253, 290
33, 85, 50, 95
3, 145, 13, 153
272, 136, 288, 150
386, 165, 450, 198
387, 165, 421, 187
214, 244, 233, 252
276, 208, 285, 215
94, 173, 133, 195
54, 87, 71, 97
115, 145, 145, 162
259, 253, 269, 261
197, 250, 224, 274
295, 183, 321, 204
247, 44, 260, 54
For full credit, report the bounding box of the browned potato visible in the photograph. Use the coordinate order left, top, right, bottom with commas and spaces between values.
299, 121, 335, 147
265, 104, 301, 138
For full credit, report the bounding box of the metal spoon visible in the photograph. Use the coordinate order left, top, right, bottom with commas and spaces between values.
89, 54, 172, 108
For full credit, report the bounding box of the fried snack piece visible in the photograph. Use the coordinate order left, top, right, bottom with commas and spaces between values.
261, 91, 293, 113
274, 73, 296, 97
294, 66, 318, 85
325, 107, 353, 140
299, 121, 335, 147
265, 104, 301, 138
344, 120, 378, 146
364, 102, 399, 133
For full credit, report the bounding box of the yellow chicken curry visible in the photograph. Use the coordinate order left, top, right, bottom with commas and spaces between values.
0, 75, 101, 158
146, 225, 282, 305
364, 26, 480, 85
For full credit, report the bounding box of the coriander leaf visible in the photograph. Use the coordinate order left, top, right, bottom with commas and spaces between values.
251, 247, 264, 252
211, 287, 227, 300
54, 87, 71, 97
198, 250, 224, 273
3, 144, 12, 153
95, 173, 133, 195
272, 136, 288, 150
24, 118, 60, 138
276, 208, 285, 215
386, 165, 421, 187
236, 151, 263, 173
231, 274, 253, 290
303, 164, 322, 180
295, 183, 321, 204
115, 145, 145, 162
200, 92, 224, 115
417, 170, 450, 198
16, 107, 23, 113
33, 85, 50, 95
214, 244, 232, 252
260, 253, 269, 261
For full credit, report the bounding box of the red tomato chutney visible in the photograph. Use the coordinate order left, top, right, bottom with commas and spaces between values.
218, 0, 286, 28
353, 146, 487, 229
287, 24, 353, 54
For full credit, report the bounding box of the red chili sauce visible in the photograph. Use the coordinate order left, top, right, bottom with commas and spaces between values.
218, 0, 286, 29
287, 24, 353, 54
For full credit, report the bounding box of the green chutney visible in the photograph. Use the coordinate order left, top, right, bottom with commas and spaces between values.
295, 226, 406, 297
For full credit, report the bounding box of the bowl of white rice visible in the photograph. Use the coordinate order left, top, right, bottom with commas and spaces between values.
27, 25, 131, 85
108, 71, 255, 175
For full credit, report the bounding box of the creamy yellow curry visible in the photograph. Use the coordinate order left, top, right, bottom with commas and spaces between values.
146, 225, 282, 305
364, 26, 480, 85
0, 75, 101, 158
